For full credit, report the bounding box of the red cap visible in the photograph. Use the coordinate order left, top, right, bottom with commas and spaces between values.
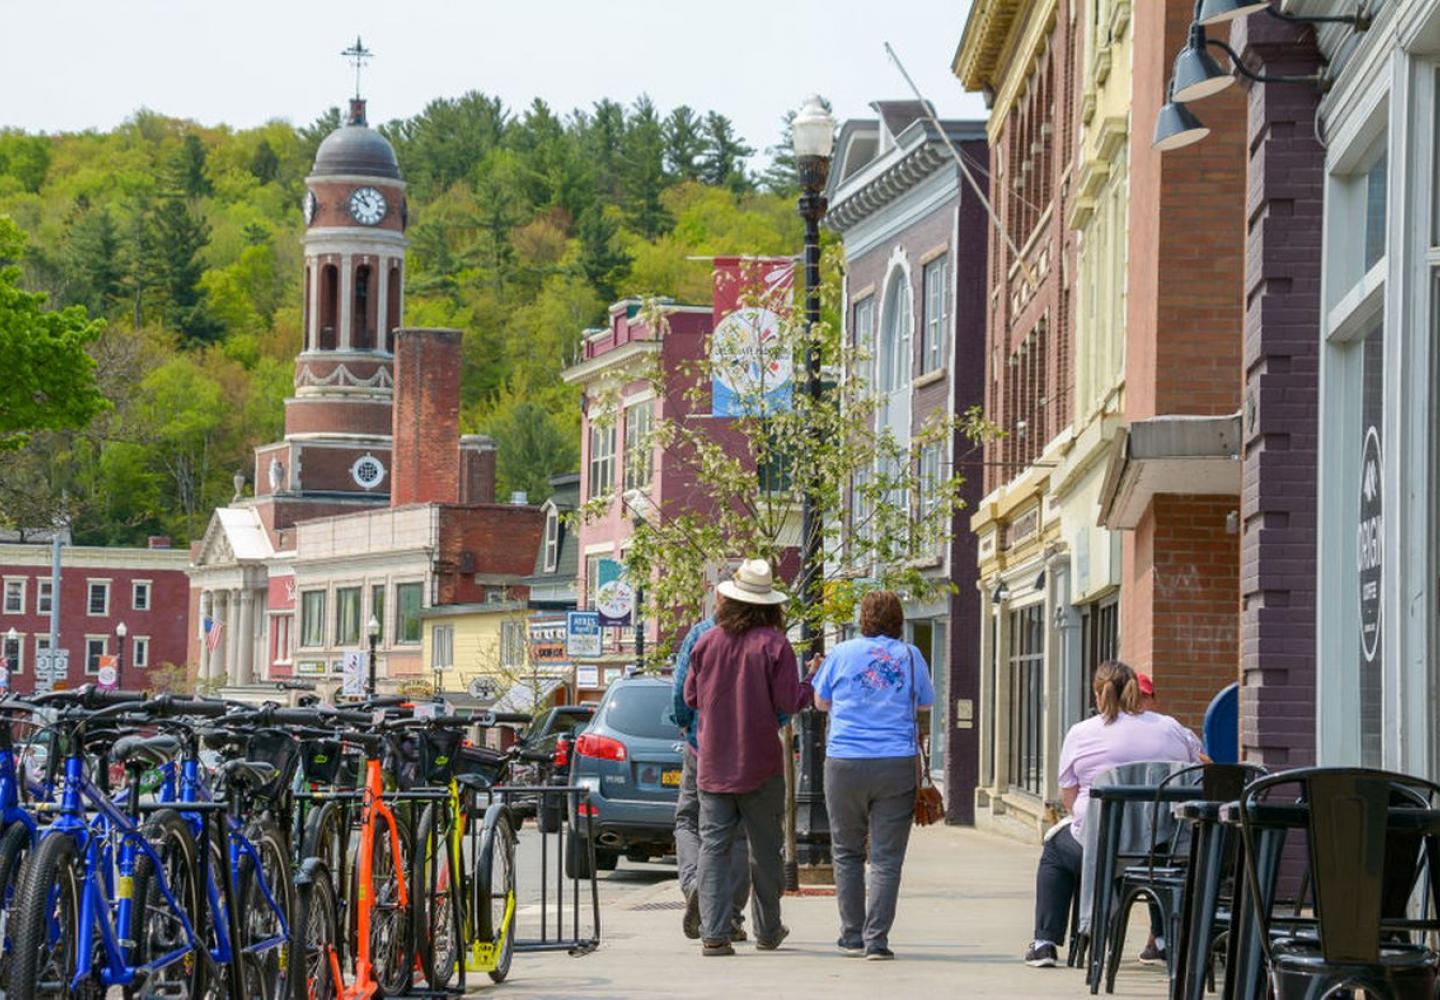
1137, 673, 1155, 696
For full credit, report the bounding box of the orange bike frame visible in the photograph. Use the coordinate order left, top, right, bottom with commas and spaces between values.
338, 751, 409, 1000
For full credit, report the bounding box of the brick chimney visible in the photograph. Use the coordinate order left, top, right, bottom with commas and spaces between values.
391, 328, 461, 506
459, 434, 497, 504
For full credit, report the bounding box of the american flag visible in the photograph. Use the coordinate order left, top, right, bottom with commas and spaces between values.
203, 616, 224, 652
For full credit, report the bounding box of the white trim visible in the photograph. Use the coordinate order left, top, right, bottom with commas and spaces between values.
131, 579, 152, 612
83, 635, 109, 675
131, 635, 150, 669
2, 575, 25, 615
2, 631, 24, 675
86, 579, 111, 617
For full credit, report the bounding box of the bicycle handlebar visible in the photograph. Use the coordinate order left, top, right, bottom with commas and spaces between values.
30, 684, 150, 709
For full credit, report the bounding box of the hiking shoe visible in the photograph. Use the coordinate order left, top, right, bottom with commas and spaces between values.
702, 939, 735, 957
1025, 942, 1059, 968
682, 890, 701, 940
755, 924, 790, 951
729, 920, 748, 943
837, 938, 865, 957
1138, 941, 1166, 966
865, 947, 895, 961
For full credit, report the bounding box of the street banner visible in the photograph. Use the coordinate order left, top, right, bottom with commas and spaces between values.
595, 558, 634, 627
711, 256, 795, 417
341, 650, 365, 697
96, 655, 118, 689
566, 611, 602, 658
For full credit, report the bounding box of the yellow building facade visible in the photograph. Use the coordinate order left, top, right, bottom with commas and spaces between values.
420, 601, 532, 704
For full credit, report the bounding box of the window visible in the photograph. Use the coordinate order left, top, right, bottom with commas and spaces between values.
395, 582, 423, 644
334, 586, 362, 646
1079, 597, 1119, 724
35, 635, 50, 654
916, 444, 943, 554
542, 509, 560, 573
432, 625, 454, 669
300, 591, 326, 648
500, 620, 526, 668
484, 586, 507, 605
132, 636, 149, 669
273, 615, 293, 665
922, 256, 947, 374
1007, 604, 1046, 796
37, 579, 53, 615
3, 579, 24, 615
132, 580, 151, 612
85, 636, 108, 675
1364, 152, 1387, 273
585, 553, 606, 608
588, 423, 616, 499
87, 580, 110, 616
2, 634, 20, 675
623, 401, 653, 493
370, 585, 385, 643
879, 270, 913, 396
852, 295, 876, 390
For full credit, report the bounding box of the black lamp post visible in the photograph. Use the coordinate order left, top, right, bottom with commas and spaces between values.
792, 94, 836, 868
115, 621, 127, 689
366, 614, 380, 696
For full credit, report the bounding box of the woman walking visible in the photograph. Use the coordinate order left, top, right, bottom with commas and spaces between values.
811, 590, 934, 961
684, 559, 817, 957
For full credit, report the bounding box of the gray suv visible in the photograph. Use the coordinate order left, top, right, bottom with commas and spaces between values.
565, 674, 684, 878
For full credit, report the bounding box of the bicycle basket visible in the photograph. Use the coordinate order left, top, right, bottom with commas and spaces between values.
452, 744, 508, 788
300, 738, 342, 785
245, 729, 301, 800
386, 734, 425, 791
421, 728, 464, 785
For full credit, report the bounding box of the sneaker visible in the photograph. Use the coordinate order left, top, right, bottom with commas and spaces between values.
682, 890, 701, 940
702, 939, 735, 957
1138, 941, 1167, 966
755, 924, 790, 951
729, 920, 748, 943
1025, 942, 1059, 968
837, 939, 865, 957
864, 947, 895, 961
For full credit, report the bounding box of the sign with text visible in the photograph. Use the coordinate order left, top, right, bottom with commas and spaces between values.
96, 655, 118, 689
594, 558, 634, 627
575, 664, 600, 689
566, 611, 602, 658
341, 650, 365, 697
528, 616, 569, 665
34, 648, 69, 694
711, 256, 795, 418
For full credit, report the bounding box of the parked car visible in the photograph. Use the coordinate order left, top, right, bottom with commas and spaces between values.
508, 705, 596, 829
565, 674, 684, 878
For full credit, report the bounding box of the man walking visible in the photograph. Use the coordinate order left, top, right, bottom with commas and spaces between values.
670, 612, 751, 941
684, 560, 817, 956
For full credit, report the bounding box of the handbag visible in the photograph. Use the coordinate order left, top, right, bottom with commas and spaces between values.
908, 646, 945, 826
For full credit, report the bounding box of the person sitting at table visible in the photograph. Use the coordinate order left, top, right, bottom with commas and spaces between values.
1024, 660, 1205, 968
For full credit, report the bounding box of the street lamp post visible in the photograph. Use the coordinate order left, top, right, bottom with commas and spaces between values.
366, 615, 381, 696
792, 94, 836, 870
115, 621, 128, 688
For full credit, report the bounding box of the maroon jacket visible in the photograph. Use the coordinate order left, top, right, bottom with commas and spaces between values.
683, 624, 814, 793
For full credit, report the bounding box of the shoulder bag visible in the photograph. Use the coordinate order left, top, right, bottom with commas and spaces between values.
909, 645, 945, 826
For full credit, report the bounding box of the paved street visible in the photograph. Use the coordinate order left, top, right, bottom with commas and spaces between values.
487, 824, 1165, 999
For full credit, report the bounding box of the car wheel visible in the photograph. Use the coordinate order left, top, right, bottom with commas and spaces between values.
537, 796, 563, 834
565, 834, 594, 880
596, 849, 619, 871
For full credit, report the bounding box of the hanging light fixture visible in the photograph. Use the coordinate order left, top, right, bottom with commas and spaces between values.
1197, 0, 1270, 26
1153, 84, 1211, 152
1171, 25, 1235, 103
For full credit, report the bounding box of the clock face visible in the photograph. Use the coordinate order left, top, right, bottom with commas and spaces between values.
351, 454, 386, 490
302, 191, 318, 225
348, 187, 387, 226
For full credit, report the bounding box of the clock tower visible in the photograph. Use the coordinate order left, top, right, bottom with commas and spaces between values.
250, 91, 407, 523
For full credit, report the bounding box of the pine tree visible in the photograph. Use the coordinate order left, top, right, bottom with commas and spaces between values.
576, 205, 631, 304
584, 99, 627, 202
169, 133, 212, 198
663, 106, 706, 182
147, 197, 219, 342
248, 139, 279, 184
65, 207, 124, 316
298, 107, 343, 165
620, 96, 671, 238
700, 112, 755, 193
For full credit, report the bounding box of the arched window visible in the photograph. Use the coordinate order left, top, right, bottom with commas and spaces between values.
878, 268, 912, 438
353, 264, 372, 349
319, 264, 338, 351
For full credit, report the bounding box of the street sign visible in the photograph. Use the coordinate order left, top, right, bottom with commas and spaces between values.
566, 611, 602, 658
467, 676, 499, 701
34, 648, 70, 694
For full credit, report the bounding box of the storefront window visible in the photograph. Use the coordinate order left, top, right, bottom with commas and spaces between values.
1079, 597, 1119, 723
1358, 320, 1384, 767
395, 583, 423, 645
1007, 604, 1045, 796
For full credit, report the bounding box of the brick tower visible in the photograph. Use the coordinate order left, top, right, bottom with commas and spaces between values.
250, 93, 407, 534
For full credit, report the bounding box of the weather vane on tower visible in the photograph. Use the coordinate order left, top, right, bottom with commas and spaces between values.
341, 36, 373, 101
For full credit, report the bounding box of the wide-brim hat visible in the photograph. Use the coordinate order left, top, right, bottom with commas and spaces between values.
716, 559, 789, 606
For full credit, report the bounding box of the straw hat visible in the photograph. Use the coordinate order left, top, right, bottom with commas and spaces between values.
716, 559, 789, 606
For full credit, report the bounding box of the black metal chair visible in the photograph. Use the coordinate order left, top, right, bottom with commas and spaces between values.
1100, 763, 1261, 993
1237, 767, 1440, 1000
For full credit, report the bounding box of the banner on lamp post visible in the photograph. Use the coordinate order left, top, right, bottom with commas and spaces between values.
595, 558, 634, 627
710, 256, 795, 417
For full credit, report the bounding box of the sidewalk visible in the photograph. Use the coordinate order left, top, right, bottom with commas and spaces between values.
479, 825, 1167, 999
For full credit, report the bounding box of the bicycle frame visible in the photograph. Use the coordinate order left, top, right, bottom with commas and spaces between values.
347, 752, 409, 999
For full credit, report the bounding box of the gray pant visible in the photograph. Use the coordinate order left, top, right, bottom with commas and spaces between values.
824, 755, 917, 951
675, 746, 750, 922
698, 774, 785, 944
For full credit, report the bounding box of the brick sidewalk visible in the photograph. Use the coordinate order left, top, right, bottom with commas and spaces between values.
475, 825, 1167, 999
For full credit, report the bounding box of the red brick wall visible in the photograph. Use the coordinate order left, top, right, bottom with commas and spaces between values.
391, 328, 461, 506
436, 504, 545, 605
459, 442, 497, 505
284, 398, 394, 437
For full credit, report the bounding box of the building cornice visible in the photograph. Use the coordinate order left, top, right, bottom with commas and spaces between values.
825, 120, 983, 233
0, 545, 191, 571
560, 341, 660, 387
954, 0, 1025, 92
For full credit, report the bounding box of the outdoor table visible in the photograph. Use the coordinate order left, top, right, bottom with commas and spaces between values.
1085, 781, 1198, 994
1169, 800, 1235, 1000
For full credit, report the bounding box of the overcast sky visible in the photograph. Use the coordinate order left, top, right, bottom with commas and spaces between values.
2, 0, 987, 165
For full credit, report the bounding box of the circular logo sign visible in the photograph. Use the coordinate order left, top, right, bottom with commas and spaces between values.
596, 579, 635, 621
351, 454, 386, 491
1357, 425, 1383, 663
97, 664, 118, 687
712, 307, 792, 399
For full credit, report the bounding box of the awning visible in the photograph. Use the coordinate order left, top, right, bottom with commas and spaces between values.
490, 676, 567, 714
1097, 413, 1241, 530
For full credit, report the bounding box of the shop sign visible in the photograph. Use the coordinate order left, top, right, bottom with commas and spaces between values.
595, 559, 634, 627
576, 664, 600, 688
1358, 425, 1382, 664
566, 612, 602, 658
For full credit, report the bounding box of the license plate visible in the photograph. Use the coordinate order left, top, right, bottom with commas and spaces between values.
661, 768, 682, 787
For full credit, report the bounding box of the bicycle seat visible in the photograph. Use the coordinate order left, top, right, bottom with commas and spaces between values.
111, 734, 181, 769
218, 758, 278, 791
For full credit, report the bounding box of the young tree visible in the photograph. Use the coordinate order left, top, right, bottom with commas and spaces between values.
0, 216, 107, 450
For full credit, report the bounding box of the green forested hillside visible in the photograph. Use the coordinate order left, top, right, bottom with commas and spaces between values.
0, 94, 802, 545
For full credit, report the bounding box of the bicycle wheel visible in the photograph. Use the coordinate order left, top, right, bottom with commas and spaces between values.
415, 805, 461, 988
235, 819, 297, 1000
293, 863, 339, 1000
11, 832, 102, 999
127, 809, 204, 1000
475, 809, 516, 984
368, 811, 412, 998
0, 820, 32, 998
302, 800, 350, 966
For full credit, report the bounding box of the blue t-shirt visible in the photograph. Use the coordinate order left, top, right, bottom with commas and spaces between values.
813, 635, 935, 759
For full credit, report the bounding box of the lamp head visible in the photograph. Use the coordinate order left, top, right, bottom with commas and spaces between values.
1197, 0, 1270, 26
367, 615, 381, 639
791, 94, 836, 160
1153, 96, 1211, 152
1171, 29, 1235, 103
5, 627, 15, 642
116, 621, 127, 639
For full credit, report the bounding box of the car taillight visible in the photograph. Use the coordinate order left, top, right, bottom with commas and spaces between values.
553, 737, 570, 768
574, 733, 627, 762
576, 801, 598, 817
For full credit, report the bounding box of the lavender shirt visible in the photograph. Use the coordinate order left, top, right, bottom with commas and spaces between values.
1058, 710, 1203, 842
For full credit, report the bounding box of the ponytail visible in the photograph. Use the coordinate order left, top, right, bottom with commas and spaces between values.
1093, 660, 1141, 723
